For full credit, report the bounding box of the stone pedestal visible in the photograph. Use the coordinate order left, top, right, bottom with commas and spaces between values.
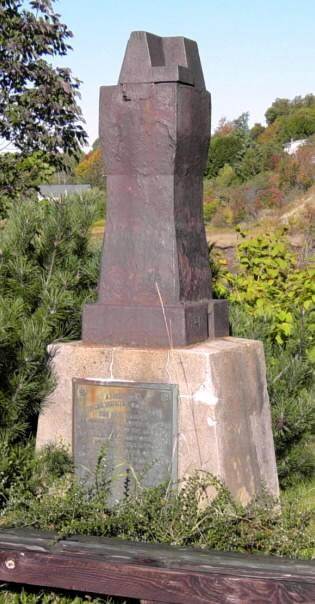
37, 337, 279, 503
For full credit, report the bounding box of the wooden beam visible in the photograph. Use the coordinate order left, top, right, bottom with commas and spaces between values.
0, 530, 314, 603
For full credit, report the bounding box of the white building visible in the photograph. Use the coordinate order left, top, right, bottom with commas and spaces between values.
283, 139, 307, 155
38, 184, 91, 200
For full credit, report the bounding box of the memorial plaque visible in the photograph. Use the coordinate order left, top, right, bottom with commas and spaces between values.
73, 379, 178, 501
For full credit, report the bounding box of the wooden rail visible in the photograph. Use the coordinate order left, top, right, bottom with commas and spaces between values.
0, 529, 314, 603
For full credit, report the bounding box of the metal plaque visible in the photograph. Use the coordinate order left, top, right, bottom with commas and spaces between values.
73, 379, 178, 502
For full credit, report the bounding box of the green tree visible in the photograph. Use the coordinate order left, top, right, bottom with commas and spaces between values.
0, 151, 54, 215
233, 111, 250, 132
278, 107, 315, 143
250, 123, 265, 140
0, 193, 100, 443
265, 98, 291, 125
92, 138, 101, 150
207, 113, 254, 180
206, 133, 244, 178
215, 164, 238, 187
264, 95, 315, 142
0, 0, 87, 202
235, 143, 266, 181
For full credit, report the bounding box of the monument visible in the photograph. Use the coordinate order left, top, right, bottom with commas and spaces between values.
37, 31, 279, 503
82, 31, 228, 347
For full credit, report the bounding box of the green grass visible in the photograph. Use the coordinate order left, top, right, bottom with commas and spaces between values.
0, 588, 128, 603
0, 484, 313, 604
92, 218, 105, 228
282, 477, 315, 539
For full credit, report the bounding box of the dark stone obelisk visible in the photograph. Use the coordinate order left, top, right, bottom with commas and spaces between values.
83, 31, 228, 347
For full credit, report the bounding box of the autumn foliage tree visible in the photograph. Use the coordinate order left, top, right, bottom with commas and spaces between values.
75, 147, 105, 189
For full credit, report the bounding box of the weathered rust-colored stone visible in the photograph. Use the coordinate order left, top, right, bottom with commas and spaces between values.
83, 31, 228, 347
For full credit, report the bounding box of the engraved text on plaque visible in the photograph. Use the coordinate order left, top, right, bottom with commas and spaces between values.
73, 380, 177, 501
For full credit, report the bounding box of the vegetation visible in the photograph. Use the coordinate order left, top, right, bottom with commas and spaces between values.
0, 194, 313, 527
211, 231, 315, 486
0, 445, 313, 602
1, 446, 313, 558
0, 0, 87, 211
204, 97, 315, 227
75, 147, 106, 189
0, 192, 101, 450
74, 137, 102, 185
0, 5, 314, 598
0, 591, 120, 603
264, 95, 315, 140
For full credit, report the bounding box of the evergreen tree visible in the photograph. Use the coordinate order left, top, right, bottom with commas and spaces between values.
0, 192, 100, 444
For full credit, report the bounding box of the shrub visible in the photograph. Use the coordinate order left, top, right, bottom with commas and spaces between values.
203, 199, 220, 223
0, 152, 55, 218
216, 231, 314, 346
1, 448, 314, 560
212, 231, 315, 485
0, 192, 100, 444
215, 164, 238, 187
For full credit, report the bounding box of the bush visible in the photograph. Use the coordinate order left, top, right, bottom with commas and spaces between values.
215, 164, 238, 187
0, 152, 55, 218
212, 231, 315, 485
215, 231, 314, 344
0, 192, 100, 444
279, 141, 315, 192
1, 444, 314, 601
0, 189, 313, 602
203, 199, 220, 223
1, 447, 313, 560
0, 440, 72, 513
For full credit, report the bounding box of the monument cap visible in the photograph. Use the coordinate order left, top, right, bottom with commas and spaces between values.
118, 30, 206, 89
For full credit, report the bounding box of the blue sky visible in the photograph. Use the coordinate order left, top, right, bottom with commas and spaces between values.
54, 0, 315, 147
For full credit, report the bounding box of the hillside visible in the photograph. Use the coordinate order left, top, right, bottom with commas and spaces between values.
206, 185, 315, 268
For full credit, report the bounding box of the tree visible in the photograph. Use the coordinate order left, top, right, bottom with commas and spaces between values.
235, 143, 265, 181
206, 131, 247, 178
206, 113, 252, 179
265, 98, 291, 125
233, 112, 249, 132
265, 95, 315, 132
0, 192, 100, 443
0, 151, 55, 215
214, 117, 235, 137
0, 0, 87, 199
250, 123, 265, 140
75, 147, 106, 189
92, 138, 101, 150
277, 107, 315, 143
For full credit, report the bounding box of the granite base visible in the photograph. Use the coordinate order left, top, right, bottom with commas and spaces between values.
36, 337, 279, 503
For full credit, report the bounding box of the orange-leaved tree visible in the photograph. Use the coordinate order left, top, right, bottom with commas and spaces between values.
75, 148, 105, 189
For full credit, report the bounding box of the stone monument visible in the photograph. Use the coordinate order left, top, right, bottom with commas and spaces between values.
83, 31, 228, 347
37, 31, 279, 504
